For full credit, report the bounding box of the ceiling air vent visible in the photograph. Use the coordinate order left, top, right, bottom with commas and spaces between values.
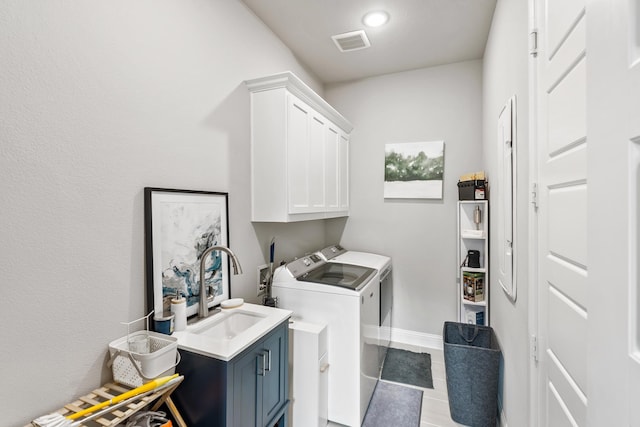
331, 30, 371, 52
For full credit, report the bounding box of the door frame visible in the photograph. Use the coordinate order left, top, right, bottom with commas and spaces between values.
527, 0, 539, 425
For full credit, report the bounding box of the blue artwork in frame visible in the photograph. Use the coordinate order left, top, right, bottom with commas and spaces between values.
144, 188, 230, 322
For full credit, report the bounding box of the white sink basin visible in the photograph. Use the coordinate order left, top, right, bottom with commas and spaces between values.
192, 311, 266, 340
173, 303, 292, 361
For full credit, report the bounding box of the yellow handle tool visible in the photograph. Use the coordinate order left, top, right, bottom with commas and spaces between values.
67, 374, 179, 420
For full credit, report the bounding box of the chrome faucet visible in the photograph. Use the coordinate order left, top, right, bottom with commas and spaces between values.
199, 245, 243, 318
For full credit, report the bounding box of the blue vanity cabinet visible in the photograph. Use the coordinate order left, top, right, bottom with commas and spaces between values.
172, 319, 289, 427
233, 323, 288, 426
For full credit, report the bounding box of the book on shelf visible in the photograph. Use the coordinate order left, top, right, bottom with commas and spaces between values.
462, 271, 485, 302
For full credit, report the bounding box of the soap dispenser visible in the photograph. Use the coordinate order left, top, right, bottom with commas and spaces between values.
171, 290, 187, 332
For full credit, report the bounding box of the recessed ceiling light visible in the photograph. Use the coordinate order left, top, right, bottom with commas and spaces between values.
362, 11, 389, 28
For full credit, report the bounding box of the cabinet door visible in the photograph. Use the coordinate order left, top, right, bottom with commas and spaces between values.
232, 348, 260, 427
261, 324, 288, 426
287, 95, 311, 214
338, 132, 349, 211
287, 94, 326, 214
325, 125, 339, 211
308, 115, 326, 210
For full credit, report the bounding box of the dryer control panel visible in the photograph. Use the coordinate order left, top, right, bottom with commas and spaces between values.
286, 254, 325, 278
317, 244, 347, 261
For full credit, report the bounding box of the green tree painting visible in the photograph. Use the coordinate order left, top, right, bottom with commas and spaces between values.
384, 141, 445, 199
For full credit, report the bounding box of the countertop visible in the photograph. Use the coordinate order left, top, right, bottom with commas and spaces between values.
172, 302, 292, 361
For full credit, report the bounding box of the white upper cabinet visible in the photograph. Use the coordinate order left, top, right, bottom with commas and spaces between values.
245, 72, 352, 222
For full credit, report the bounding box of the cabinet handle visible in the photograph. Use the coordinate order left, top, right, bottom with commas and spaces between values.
259, 352, 267, 376
320, 363, 330, 373
264, 349, 272, 373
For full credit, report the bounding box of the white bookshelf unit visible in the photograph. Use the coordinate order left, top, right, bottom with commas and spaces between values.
457, 200, 489, 326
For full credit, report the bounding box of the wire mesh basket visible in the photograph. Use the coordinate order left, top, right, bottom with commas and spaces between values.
107, 312, 179, 387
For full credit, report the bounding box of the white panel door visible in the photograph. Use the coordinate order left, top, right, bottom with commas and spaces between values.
534, 1, 640, 423
587, 0, 640, 425
535, 0, 588, 425
627, 0, 640, 422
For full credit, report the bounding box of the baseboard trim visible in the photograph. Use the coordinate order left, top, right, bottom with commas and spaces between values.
390, 327, 444, 350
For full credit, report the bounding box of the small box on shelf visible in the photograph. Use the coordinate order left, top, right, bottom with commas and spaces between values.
463, 272, 485, 302
457, 179, 486, 200
457, 171, 487, 200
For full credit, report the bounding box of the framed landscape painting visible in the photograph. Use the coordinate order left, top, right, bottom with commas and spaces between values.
144, 188, 230, 320
384, 141, 445, 199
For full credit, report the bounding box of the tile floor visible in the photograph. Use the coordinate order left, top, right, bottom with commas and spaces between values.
328, 342, 464, 427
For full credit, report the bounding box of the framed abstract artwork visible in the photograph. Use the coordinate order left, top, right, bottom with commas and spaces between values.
144, 188, 230, 320
384, 141, 445, 199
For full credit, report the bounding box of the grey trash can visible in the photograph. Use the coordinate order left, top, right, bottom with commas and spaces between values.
443, 321, 501, 427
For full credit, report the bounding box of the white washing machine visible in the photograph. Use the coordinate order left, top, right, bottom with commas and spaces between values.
272, 254, 379, 427
317, 245, 393, 369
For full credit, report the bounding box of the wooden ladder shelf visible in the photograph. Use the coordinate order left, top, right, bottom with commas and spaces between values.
28, 377, 186, 427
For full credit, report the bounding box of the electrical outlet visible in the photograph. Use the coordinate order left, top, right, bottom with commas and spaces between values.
257, 264, 269, 296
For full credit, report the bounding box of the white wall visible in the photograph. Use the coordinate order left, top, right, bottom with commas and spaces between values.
325, 61, 483, 335
0, 1, 328, 424
482, 0, 530, 425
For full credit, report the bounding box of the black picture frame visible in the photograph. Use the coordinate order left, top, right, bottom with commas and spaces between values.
144, 188, 230, 322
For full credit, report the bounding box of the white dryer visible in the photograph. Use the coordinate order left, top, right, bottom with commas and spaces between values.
317, 245, 393, 361
272, 254, 379, 427
317, 244, 392, 274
